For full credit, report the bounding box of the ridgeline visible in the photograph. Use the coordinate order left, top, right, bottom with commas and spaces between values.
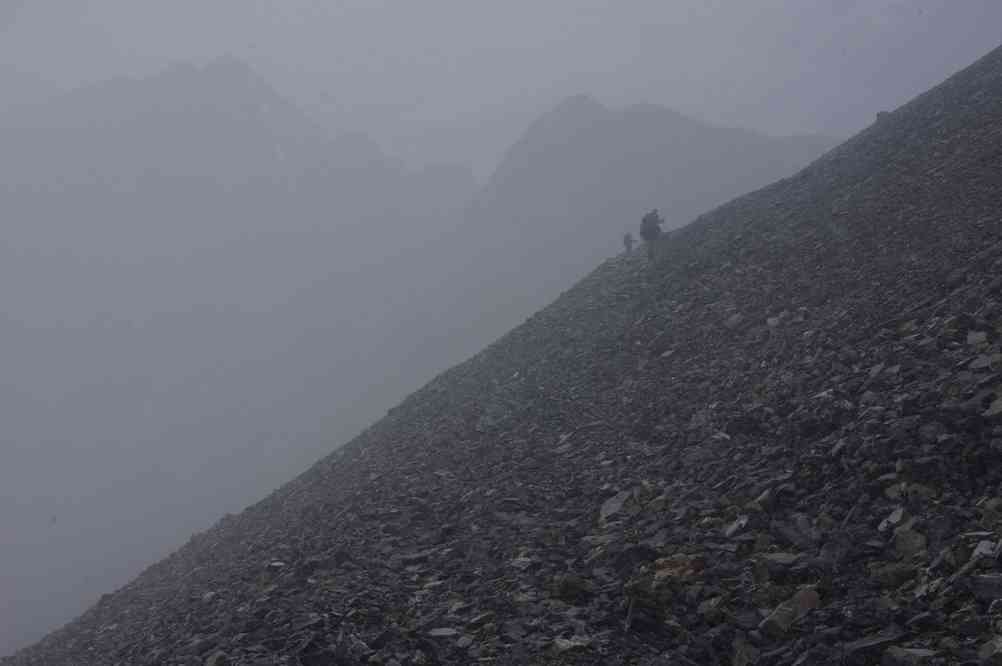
8, 45, 1002, 665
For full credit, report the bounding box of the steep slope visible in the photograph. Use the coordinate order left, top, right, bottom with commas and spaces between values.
8, 44, 1002, 666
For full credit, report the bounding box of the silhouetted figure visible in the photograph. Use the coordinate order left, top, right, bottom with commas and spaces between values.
639, 209, 663, 260
623, 232, 635, 254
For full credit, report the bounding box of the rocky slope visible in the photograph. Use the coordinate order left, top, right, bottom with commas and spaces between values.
8, 44, 1002, 666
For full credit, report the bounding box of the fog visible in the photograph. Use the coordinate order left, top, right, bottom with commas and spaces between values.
1, 0, 1000, 655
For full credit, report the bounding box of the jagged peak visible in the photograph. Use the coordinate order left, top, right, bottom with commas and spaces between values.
516, 94, 608, 145
547, 93, 607, 117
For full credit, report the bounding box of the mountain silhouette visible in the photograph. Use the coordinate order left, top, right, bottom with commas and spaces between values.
405, 95, 838, 372
8, 38, 1002, 666
473, 93, 836, 272
0, 58, 477, 656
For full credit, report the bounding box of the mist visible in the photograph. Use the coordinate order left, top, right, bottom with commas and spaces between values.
2, 0, 1000, 655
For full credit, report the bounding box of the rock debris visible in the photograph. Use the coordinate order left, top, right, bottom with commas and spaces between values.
7, 44, 1002, 666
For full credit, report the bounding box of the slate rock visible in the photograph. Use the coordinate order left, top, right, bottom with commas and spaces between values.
979, 636, 1002, 665
204, 652, 230, 666
882, 646, 938, 666
759, 587, 820, 638
971, 574, 1002, 602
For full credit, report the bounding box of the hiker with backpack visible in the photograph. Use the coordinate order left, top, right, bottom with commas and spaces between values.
639, 209, 663, 260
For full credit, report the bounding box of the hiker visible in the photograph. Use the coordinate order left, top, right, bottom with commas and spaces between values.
623, 232, 635, 254
639, 209, 663, 260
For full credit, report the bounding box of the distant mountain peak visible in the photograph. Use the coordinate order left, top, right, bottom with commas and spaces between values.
532, 94, 607, 130
152, 56, 282, 106
550, 93, 606, 115
621, 101, 689, 121
203, 54, 256, 75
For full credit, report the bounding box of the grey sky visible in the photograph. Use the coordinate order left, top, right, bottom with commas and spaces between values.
3, 1, 1000, 175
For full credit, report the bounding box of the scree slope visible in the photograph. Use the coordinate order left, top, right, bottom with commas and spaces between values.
7, 45, 1002, 666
